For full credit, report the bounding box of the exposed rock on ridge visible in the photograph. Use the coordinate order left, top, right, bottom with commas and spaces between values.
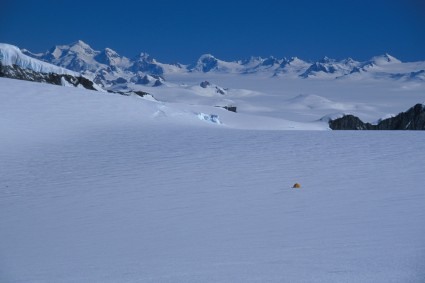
0, 63, 97, 90
329, 104, 425, 130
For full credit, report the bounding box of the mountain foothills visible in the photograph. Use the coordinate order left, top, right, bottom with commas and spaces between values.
1, 40, 425, 129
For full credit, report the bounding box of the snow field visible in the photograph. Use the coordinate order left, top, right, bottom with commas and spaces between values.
1, 128, 424, 282
1, 78, 425, 282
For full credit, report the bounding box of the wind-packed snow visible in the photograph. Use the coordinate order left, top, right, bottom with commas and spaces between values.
1, 78, 425, 282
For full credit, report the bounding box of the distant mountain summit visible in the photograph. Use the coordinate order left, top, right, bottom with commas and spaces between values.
21, 40, 171, 87
95, 47, 131, 71
370, 53, 402, 65
299, 56, 362, 78
5, 40, 425, 91
131, 52, 164, 75
189, 54, 245, 73
22, 40, 105, 72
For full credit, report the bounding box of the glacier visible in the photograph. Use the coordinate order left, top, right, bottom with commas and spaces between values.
1, 40, 425, 281
1, 77, 425, 282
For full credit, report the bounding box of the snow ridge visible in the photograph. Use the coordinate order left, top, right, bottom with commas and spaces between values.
0, 43, 77, 75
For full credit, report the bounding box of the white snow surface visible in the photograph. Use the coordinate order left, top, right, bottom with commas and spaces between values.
0, 43, 77, 75
134, 71, 425, 123
1, 78, 425, 282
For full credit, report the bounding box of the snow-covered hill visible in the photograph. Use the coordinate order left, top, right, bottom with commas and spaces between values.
1, 43, 76, 75
1, 77, 424, 282
0, 43, 103, 90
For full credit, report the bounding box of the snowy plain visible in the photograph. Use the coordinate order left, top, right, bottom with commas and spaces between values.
132, 70, 425, 124
1, 77, 425, 282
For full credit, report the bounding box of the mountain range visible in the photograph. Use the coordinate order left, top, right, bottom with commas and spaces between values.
8, 40, 423, 90
1, 40, 425, 132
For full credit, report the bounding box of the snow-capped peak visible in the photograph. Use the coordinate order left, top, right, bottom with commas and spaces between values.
319, 56, 335, 63
130, 53, 164, 75
0, 43, 76, 75
282, 57, 308, 67
190, 54, 219, 72
241, 56, 263, 66
261, 56, 281, 66
198, 54, 216, 60
18, 40, 102, 73
40, 40, 108, 73
370, 53, 402, 65
74, 39, 90, 47
104, 47, 119, 57
94, 47, 130, 69
136, 52, 153, 61
341, 57, 359, 66
68, 40, 96, 54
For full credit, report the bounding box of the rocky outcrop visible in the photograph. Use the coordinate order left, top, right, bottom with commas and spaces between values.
375, 104, 425, 130
200, 81, 210, 88
215, 105, 237, 113
329, 104, 425, 130
329, 115, 373, 130
0, 63, 97, 90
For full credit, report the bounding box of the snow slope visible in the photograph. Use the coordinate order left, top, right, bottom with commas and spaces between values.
0, 77, 326, 139
0, 43, 76, 75
1, 78, 425, 282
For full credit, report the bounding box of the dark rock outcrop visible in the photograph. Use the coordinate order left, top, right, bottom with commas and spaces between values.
111, 77, 127, 84
328, 115, 373, 130
200, 81, 210, 88
108, 90, 157, 101
329, 104, 425, 130
0, 63, 96, 90
215, 105, 237, 113
153, 79, 163, 87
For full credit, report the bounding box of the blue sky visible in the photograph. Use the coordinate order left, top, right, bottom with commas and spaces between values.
1, 0, 424, 63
